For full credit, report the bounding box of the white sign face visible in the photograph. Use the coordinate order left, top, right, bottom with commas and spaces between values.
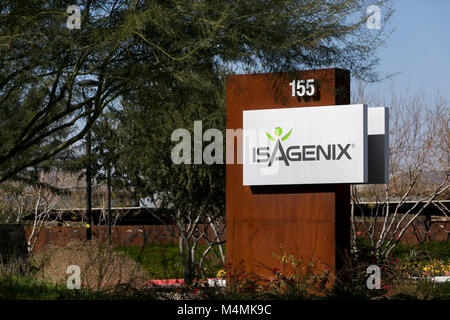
367, 107, 389, 184
243, 104, 368, 185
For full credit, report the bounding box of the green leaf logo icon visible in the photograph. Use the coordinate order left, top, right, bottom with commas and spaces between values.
281, 128, 292, 141
275, 127, 282, 136
266, 131, 275, 142
266, 127, 292, 141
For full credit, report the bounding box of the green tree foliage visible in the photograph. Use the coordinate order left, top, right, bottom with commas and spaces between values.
0, 0, 392, 183
0, 0, 140, 183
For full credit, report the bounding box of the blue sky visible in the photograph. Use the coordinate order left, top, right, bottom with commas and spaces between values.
367, 0, 450, 99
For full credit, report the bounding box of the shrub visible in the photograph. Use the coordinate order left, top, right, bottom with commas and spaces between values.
31, 240, 150, 292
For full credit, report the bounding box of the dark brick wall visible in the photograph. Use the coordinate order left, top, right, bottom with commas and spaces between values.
22, 221, 449, 253
354, 221, 450, 244
25, 225, 222, 252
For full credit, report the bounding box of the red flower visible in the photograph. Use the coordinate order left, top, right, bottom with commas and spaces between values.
193, 288, 199, 295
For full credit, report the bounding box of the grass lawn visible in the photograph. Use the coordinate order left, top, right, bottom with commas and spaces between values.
114, 243, 225, 280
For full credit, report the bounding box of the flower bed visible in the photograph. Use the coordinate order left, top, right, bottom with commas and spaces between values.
400, 259, 450, 277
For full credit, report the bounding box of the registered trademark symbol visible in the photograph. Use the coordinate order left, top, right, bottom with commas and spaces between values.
352, 143, 356, 148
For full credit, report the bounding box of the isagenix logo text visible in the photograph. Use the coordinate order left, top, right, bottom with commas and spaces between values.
253, 127, 354, 167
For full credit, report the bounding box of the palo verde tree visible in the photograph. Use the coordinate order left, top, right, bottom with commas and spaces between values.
0, 0, 155, 184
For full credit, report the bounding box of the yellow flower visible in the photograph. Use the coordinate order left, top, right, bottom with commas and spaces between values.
216, 269, 226, 278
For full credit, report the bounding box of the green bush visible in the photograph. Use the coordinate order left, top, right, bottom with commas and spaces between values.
354, 239, 450, 263
391, 240, 450, 262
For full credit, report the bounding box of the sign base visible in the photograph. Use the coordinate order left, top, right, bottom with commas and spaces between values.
226, 69, 351, 281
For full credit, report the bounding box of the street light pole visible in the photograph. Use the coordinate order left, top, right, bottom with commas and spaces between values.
79, 79, 99, 242
107, 165, 111, 249
85, 100, 92, 241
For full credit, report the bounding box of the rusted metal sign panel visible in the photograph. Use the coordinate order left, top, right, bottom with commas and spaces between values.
226, 69, 351, 280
